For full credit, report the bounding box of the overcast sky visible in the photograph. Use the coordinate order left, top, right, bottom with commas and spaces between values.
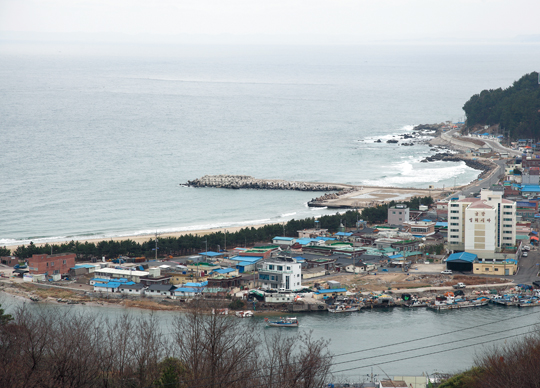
1, 0, 539, 44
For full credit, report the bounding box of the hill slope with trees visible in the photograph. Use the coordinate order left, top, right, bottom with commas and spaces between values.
462, 72, 540, 139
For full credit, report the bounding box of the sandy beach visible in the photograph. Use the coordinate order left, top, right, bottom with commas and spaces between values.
8, 223, 283, 250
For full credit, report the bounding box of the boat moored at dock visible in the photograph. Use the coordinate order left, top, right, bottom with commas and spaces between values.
264, 317, 299, 327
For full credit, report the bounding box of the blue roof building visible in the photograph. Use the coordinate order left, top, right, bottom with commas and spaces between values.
446, 252, 477, 263
445, 252, 477, 272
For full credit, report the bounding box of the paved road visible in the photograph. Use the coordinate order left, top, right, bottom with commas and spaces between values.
457, 159, 506, 197
442, 129, 521, 157
438, 129, 507, 199
512, 249, 540, 284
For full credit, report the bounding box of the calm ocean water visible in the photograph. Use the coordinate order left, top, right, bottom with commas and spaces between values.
2, 43, 540, 245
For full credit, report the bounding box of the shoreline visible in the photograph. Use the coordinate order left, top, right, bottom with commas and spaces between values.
3, 223, 280, 250
3, 125, 488, 250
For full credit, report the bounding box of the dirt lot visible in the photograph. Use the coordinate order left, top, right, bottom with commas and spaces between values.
302, 271, 511, 293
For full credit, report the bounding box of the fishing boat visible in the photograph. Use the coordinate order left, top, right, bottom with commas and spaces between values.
428, 296, 489, 311
328, 304, 360, 313
235, 310, 254, 318
404, 299, 427, 308
264, 317, 299, 327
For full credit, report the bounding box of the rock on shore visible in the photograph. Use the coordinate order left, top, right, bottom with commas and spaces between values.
185, 175, 349, 191
420, 153, 495, 178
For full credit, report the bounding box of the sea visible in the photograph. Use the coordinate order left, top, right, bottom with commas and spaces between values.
1, 42, 539, 246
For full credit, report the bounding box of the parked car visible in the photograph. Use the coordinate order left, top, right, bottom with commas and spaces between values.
523, 245, 531, 251
453, 282, 466, 289
441, 270, 453, 275
522, 251, 528, 257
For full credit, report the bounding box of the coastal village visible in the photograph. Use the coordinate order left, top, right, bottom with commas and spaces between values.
3, 126, 540, 387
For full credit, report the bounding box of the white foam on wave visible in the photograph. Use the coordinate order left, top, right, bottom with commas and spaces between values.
0, 217, 283, 247
362, 124, 417, 142
280, 212, 297, 217
361, 160, 477, 187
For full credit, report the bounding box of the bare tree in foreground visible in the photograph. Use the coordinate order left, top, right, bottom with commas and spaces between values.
0, 301, 332, 388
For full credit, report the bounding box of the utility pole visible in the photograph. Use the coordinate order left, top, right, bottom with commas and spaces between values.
154, 231, 159, 261
224, 230, 227, 252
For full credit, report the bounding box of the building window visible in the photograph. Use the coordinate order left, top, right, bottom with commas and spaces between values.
451, 217, 459, 220
503, 212, 513, 215
450, 235, 459, 239
268, 265, 274, 270
450, 229, 459, 232
451, 204, 459, 207
504, 205, 513, 209
485, 268, 489, 271
503, 218, 513, 221
495, 268, 499, 271
451, 223, 459, 226
63, 260, 66, 264
51, 262, 54, 266
450, 210, 459, 214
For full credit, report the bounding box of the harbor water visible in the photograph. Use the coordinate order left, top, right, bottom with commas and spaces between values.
3, 294, 540, 380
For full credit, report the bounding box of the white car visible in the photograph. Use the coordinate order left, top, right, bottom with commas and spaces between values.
441, 270, 453, 275
523, 245, 531, 251
522, 252, 528, 257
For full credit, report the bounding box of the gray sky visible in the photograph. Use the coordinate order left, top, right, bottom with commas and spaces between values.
1, 0, 539, 44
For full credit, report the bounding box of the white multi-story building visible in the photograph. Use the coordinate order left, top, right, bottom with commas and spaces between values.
447, 189, 516, 259
258, 258, 302, 291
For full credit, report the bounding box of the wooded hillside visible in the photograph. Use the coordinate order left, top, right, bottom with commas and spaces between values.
462, 72, 540, 139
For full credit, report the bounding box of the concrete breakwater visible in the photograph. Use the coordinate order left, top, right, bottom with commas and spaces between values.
185, 175, 352, 191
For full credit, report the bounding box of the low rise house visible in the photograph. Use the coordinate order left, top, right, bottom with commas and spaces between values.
344, 263, 369, 274
302, 267, 326, 279
402, 221, 435, 237
390, 239, 420, 252
272, 236, 296, 246
211, 267, 239, 277
297, 228, 328, 238
93, 280, 136, 293
28, 253, 76, 275
94, 267, 149, 283
146, 284, 176, 297
313, 288, 347, 299
187, 262, 220, 276
0, 256, 18, 267
173, 287, 199, 298
119, 283, 146, 295
473, 258, 518, 276
207, 276, 242, 289
379, 380, 407, 388
229, 255, 263, 273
